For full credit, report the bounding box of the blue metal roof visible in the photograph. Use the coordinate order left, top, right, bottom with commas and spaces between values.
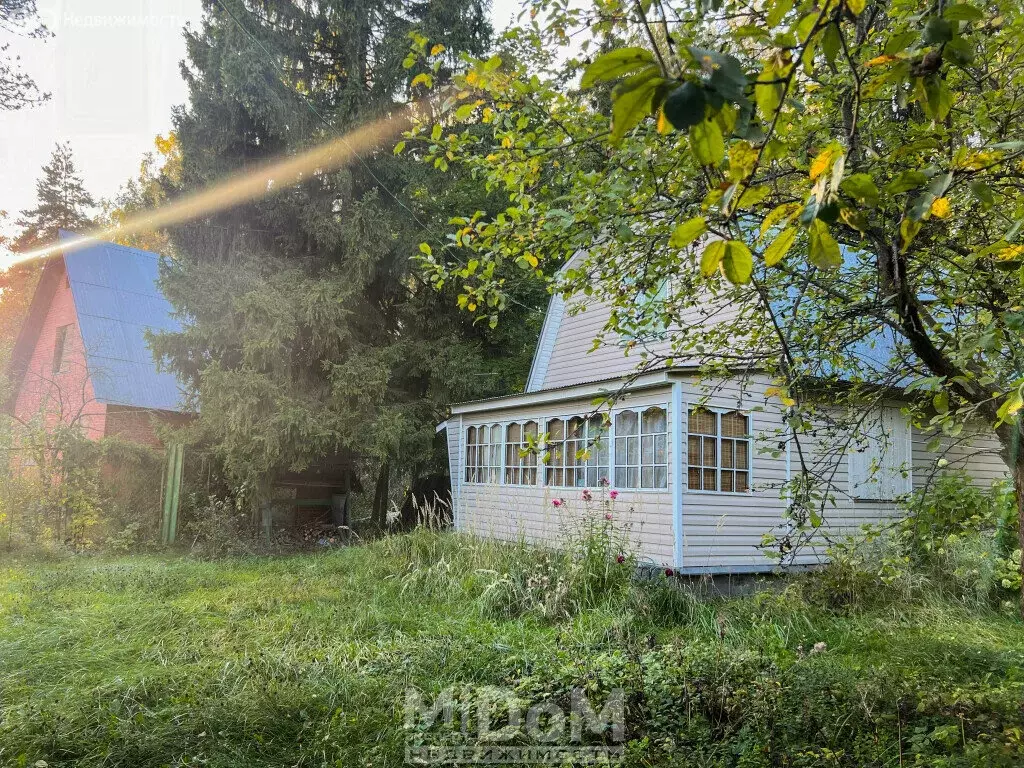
59, 231, 185, 411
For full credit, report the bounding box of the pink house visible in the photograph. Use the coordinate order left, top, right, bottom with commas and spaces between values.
6, 233, 187, 447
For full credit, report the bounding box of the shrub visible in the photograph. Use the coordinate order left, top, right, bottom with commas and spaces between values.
815, 472, 1022, 611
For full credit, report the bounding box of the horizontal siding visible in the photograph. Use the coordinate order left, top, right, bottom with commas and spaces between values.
540, 288, 750, 390
449, 372, 1011, 573
912, 423, 1008, 490
455, 387, 677, 565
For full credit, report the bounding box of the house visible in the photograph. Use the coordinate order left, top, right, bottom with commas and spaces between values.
438, 279, 1009, 573
6, 232, 187, 447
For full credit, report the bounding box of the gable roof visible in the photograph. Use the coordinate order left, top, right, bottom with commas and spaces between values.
7, 232, 186, 413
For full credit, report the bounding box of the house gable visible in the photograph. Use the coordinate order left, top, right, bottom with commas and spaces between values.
11, 259, 107, 439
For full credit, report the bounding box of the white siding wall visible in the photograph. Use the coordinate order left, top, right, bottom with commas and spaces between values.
454, 387, 677, 565
540, 292, 750, 391
450, 374, 1010, 572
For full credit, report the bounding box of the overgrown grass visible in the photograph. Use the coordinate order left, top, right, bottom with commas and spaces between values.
1, 529, 1023, 767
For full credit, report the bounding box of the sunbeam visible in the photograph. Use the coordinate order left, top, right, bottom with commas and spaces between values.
17, 110, 411, 263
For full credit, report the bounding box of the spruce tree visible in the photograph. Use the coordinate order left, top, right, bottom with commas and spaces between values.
154, 0, 544, 523
13, 142, 95, 252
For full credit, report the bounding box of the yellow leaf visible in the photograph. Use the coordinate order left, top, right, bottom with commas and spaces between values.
465, 71, 480, 87
864, 54, 900, 67
430, 44, 446, 56
809, 145, 840, 181
847, 0, 867, 14
411, 72, 433, 88
929, 197, 951, 219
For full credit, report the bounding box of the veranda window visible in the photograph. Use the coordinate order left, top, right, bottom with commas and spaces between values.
614, 406, 668, 489
687, 409, 750, 492
544, 415, 609, 487
465, 423, 503, 484
505, 420, 539, 485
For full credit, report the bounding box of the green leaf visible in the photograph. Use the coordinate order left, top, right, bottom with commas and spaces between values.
808, 219, 842, 269
760, 202, 801, 237
884, 30, 919, 56
922, 74, 952, 121
419, 242, 432, 256
736, 185, 772, 210
899, 217, 922, 253
886, 170, 928, 195
689, 118, 725, 165
669, 217, 707, 248
969, 180, 995, 207
728, 140, 758, 181
943, 3, 983, 22
840, 173, 880, 207
454, 103, 475, 120
662, 82, 707, 132
431, 124, 442, 141
822, 24, 841, 66
922, 17, 953, 45
996, 389, 1024, 423
393, 141, 406, 155
909, 171, 952, 221
766, 0, 794, 27
755, 62, 784, 118
581, 47, 657, 89
847, 0, 867, 14
933, 391, 949, 414
764, 227, 796, 266
722, 240, 754, 284
701, 240, 727, 277
610, 69, 663, 143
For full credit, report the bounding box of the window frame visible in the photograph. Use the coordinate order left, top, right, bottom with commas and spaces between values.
504, 418, 540, 486
464, 422, 506, 485
542, 412, 610, 489
52, 323, 71, 375
684, 406, 754, 496
610, 403, 670, 491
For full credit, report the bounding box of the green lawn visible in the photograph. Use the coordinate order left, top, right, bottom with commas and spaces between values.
1, 531, 1023, 767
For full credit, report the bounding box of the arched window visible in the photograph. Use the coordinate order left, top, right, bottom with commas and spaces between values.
687, 409, 750, 492
544, 415, 608, 487
464, 423, 505, 485
504, 420, 538, 485
614, 406, 667, 489
486, 423, 502, 483
465, 426, 478, 483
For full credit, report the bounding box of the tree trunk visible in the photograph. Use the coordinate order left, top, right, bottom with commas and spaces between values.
372, 460, 391, 530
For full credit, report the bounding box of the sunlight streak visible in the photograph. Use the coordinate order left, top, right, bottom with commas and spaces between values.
18, 111, 410, 263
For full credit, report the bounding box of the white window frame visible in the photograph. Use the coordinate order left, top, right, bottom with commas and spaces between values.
684, 406, 754, 495
848, 407, 912, 502
504, 418, 541, 486
611, 403, 669, 491
464, 422, 505, 485
542, 412, 610, 489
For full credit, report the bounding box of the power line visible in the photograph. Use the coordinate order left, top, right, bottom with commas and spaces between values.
212, 0, 542, 316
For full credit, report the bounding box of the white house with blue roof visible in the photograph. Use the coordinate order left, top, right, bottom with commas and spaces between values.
439, 269, 1009, 573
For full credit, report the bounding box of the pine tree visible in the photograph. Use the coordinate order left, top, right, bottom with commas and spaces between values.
13, 142, 95, 252
154, 0, 544, 523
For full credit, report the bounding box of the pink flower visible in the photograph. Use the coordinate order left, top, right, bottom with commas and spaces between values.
581, 489, 593, 502
552, 498, 563, 508
605, 513, 613, 521
616, 555, 625, 564
599, 477, 610, 487
665, 568, 674, 577
609, 490, 619, 500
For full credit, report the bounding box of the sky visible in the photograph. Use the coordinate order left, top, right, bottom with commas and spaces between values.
0, 0, 523, 267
